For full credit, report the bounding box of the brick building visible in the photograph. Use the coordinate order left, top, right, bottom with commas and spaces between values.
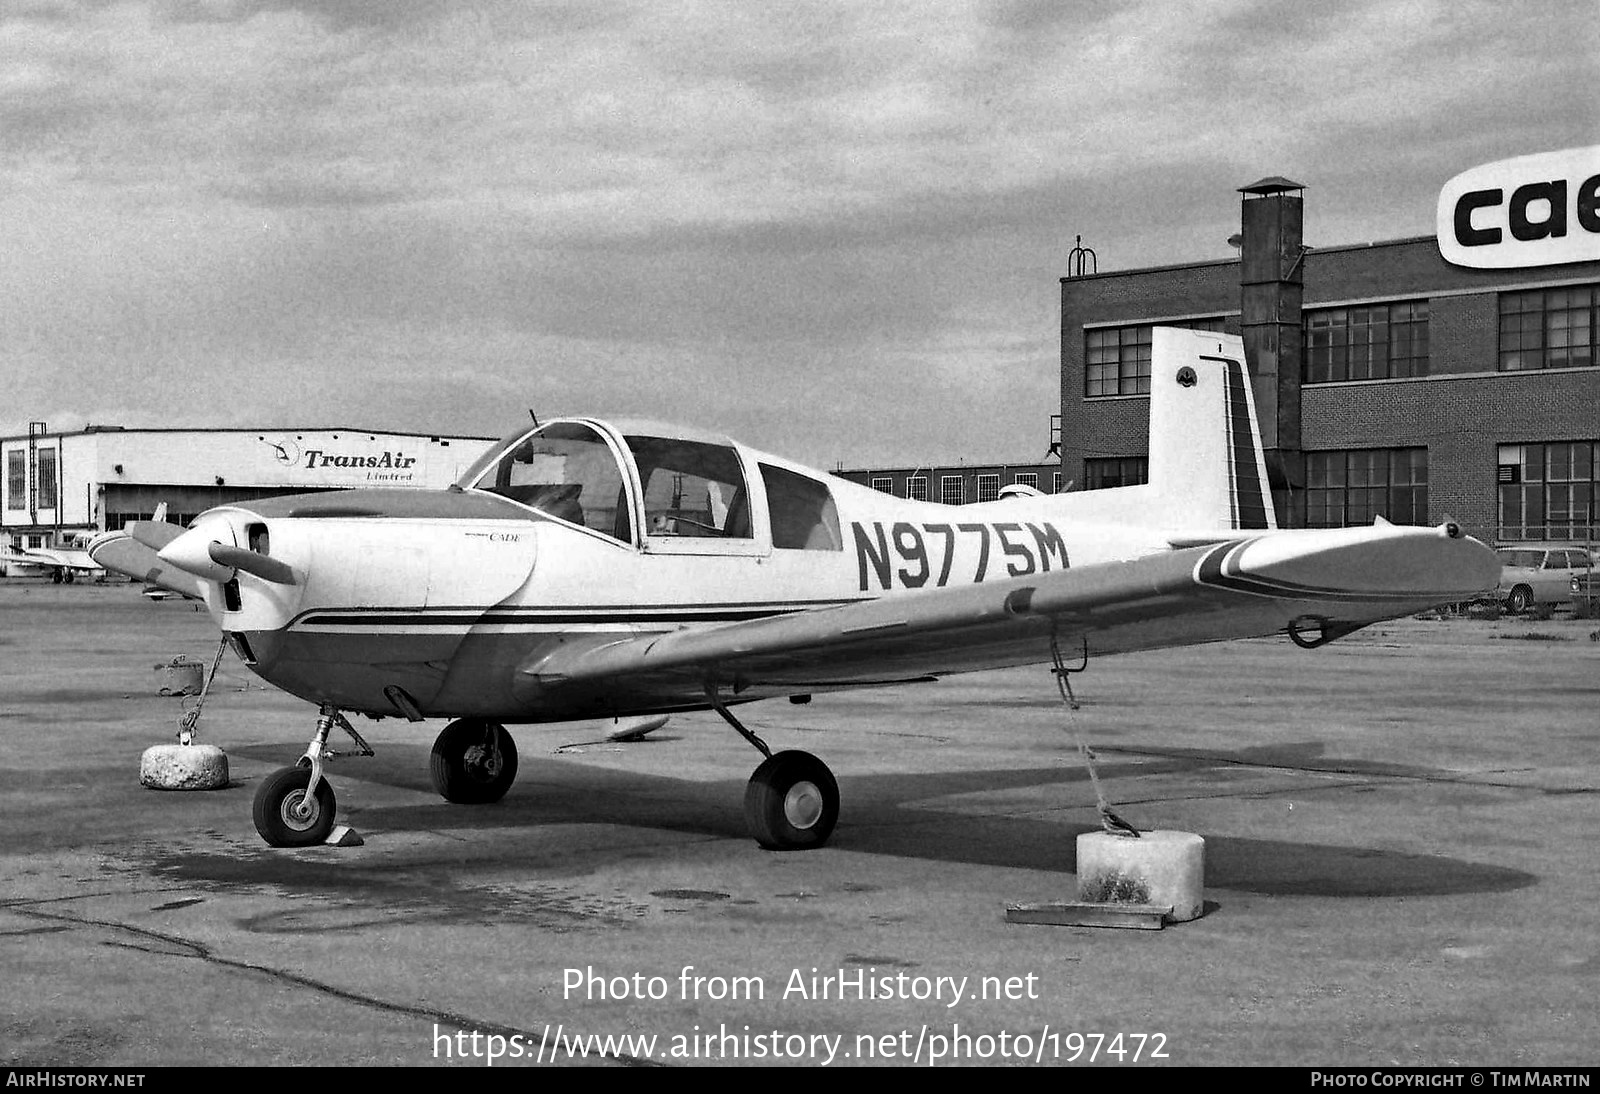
1060, 192, 1600, 546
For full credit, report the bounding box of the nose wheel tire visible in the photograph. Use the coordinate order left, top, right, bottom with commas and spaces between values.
430, 718, 519, 804
253, 766, 337, 847
745, 750, 839, 851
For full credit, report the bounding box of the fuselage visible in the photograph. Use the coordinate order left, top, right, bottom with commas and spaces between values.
175, 416, 1171, 722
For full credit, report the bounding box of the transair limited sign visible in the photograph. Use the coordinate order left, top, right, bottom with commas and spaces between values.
1437, 145, 1600, 269
258, 435, 422, 484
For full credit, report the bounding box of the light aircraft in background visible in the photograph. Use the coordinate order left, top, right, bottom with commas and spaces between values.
2, 532, 103, 584
90, 329, 1499, 849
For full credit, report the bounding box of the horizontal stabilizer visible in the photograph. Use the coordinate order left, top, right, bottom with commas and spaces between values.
88, 530, 207, 601
127, 520, 185, 551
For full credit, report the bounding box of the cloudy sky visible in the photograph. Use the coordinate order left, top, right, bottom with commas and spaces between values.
2, 0, 1595, 468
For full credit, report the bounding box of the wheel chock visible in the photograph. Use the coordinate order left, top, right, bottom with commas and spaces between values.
140, 744, 229, 791
324, 825, 364, 847
607, 714, 670, 742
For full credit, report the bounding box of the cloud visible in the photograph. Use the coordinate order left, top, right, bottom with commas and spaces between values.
0, 0, 1595, 467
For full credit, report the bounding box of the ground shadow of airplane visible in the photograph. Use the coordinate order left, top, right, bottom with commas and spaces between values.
208, 739, 1536, 901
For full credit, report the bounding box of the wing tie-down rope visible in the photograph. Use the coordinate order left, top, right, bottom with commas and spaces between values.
176, 634, 231, 746
1050, 631, 1140, 839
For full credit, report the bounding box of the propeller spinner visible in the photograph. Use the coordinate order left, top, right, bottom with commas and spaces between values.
157, 520, 296, 586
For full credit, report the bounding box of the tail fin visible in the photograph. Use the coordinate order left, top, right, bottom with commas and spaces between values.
1049, 327, 1276, 534
1146, 327, 1276, 531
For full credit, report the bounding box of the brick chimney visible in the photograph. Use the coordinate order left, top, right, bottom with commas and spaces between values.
1238, 177, 1306, 527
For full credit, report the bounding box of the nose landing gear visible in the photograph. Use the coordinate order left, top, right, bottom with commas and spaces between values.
251, 703, 374, 847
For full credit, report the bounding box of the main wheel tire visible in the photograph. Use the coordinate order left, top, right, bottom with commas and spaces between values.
430, 718, 518, 804
252, 766, 337, 847
1505, 585, 1533, 614
744, 750, 839, 851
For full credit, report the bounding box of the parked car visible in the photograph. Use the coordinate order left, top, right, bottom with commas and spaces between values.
1572, 571, 1600, 617
1495, 545, 1596, 613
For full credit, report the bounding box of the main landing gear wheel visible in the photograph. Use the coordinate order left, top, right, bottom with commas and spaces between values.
744, 750, 839, 851
252, 766, 337, 847
430, 718, 518, 804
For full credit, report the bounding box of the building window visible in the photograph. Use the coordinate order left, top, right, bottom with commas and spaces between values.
870, 476, 894, 495
1086, 320, 1227, 397
1305, 448, 1428, 527
1304, 301, 1429, 382
5, 451, 22, 509
1499, 285, 1597, 371
1012, 472, 1038, 489
940, 475, 964, 505
1497, 442, 1597, 541
1053, 472, 1063, 494
976, 474, 1000, 502
907, 475, 928, 501
1086, 326, 1149, 397
1083, 457, 1148, 490
36, 448, 58, 509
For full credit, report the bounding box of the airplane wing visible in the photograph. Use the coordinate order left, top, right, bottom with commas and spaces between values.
1, 545, 101, 570
13, 547, 70, 566
0, 549, 48, 571
517, 522, 1498, 712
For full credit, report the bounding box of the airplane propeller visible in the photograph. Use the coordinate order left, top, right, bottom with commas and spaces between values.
209, 543, 297, 585
157, 525, 297, 586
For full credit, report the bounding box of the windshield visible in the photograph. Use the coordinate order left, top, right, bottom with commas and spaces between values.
467, 422, 631, 541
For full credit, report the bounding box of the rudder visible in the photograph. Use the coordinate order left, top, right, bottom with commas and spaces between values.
1145, 327, 1276, 532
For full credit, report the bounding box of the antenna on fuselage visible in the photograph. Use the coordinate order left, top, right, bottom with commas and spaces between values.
528, 409, 540, 428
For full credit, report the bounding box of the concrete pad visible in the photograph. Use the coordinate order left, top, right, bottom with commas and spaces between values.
1, 581, 1597, 1067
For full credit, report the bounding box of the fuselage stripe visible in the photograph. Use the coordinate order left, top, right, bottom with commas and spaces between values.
1194, 540, 1459, 603
287, 599, 867, 631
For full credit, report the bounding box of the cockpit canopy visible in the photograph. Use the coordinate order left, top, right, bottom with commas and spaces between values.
457, 419, 840, 552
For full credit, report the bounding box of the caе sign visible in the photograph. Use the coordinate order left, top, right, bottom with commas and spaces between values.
1437, 146, 1600, 269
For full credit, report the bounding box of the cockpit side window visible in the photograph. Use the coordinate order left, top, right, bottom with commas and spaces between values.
471, 422, 631, 542
626, 437, 752, 539
760, 463, 841, 551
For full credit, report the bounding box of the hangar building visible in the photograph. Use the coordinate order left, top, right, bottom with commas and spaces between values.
2, 425, 494, 566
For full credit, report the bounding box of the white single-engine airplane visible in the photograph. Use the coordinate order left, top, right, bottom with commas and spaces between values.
2, 533, 103, 584
90, 330, 1498, 849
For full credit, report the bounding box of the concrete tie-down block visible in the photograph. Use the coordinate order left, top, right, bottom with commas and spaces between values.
140, 744, 229, 791
1076, 830, 1205, 923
